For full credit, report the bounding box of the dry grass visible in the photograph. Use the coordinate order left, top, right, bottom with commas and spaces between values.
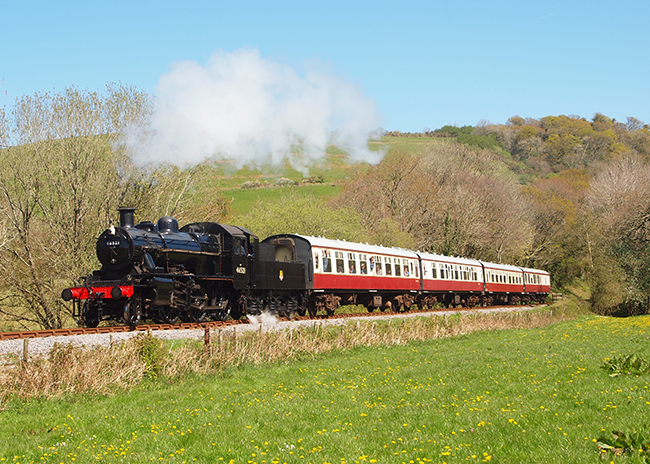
0, 301, 584, 406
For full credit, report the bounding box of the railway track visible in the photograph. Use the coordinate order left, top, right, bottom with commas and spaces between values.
0, 305, 519, 341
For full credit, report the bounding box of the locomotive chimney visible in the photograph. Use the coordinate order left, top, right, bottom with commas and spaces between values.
118, 207, 135, 229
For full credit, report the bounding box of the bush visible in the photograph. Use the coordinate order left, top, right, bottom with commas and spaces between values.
274, 177, 295, 186
134, 333, 168, 378
241, 180, 264, 189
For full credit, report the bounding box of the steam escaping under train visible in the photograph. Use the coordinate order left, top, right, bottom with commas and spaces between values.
61, 208, 551, 327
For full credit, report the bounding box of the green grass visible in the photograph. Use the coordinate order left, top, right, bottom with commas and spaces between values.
2, 311, 650, 463
226, 184, 342, 217
369, 136, 453, 154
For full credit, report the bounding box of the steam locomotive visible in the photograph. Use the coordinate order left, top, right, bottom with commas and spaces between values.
62, 208, 551, 327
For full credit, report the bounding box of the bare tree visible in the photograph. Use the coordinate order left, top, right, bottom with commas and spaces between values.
0, 85, 153, 329
334, 141, 532, 262
585, 155, 650, 314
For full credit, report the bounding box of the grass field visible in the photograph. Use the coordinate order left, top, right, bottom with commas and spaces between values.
2, 304, 650, 463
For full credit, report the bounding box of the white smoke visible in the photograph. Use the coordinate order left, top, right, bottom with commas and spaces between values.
124, 48, 383, 171
247, 311, 280, 325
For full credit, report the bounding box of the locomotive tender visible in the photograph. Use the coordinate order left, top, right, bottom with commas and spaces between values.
62, 208, 551, 327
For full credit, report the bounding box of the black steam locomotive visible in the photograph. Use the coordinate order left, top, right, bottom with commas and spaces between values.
62, 208, 307, 327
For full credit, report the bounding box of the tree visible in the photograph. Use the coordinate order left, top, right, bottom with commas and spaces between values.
522, 170, 590, 285
584, 155, 650, 315
0, 85, 153, 329
334, 142, 532, 263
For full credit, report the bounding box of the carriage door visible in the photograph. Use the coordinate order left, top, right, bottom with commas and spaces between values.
232, 236, 249, 289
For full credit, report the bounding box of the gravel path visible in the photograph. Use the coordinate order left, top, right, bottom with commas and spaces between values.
0, 305, 539, 359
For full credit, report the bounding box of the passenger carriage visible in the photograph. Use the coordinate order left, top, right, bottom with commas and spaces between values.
520, 267, 551, 302
418, 253, 484, 307
482, 262, 525, 305
261, 234, 421, 313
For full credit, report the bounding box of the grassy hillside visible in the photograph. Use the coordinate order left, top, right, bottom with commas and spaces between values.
215, 137, 454, 217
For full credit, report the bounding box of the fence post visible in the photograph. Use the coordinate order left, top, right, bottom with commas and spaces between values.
23, 338, 29, 362
204, 325, 210, 347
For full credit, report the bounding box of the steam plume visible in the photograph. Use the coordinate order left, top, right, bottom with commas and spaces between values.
124, 49, 383, 171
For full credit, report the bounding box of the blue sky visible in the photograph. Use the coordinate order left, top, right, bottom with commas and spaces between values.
2, 0, 649, 132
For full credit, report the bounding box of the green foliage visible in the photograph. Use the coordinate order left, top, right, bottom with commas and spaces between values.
134, 333, 168, 378
457, 131, 502, 149
597, 428, 650, 458
368, 216, 416, 249
601, 354, 650, 377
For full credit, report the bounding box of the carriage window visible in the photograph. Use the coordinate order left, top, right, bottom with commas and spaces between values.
385, 257, 392, 276
454, 266, 459, 280
375, 256, 383, 275
335, 251, 345, 273
359, 254, 367, 274
322, 250, 332, 273
432, 263, 437, 279
395, 260, 401, 276
403, 259, 410, 277
414, 263, 418, 278
347, 253, 357, 274
314, 252, 319, 270
472, 269, 477, 281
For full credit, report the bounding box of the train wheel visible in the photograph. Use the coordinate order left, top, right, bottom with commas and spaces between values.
164, 307, 181, 324
123, 299, 142, 326
191, 308, 209, 323
308, 300, 317, 318
296, 294, 307, 317
211, 288, 235, 321
82, 303, 100, 328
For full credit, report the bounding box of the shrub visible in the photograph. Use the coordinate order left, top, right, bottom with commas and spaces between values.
241, 180, 264, 189
134, 333, 168, 378
274, 177, 295, 186
601, 354, 650, 377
